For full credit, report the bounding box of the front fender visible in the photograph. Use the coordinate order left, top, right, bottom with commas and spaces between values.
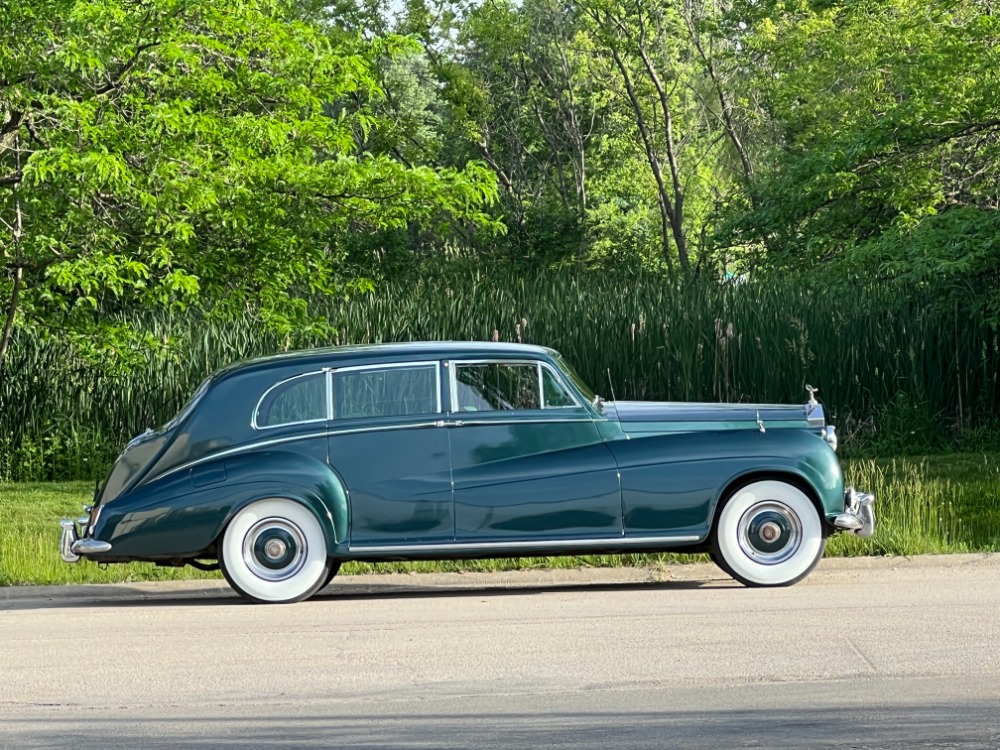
92, 451, 349, 560
607, 428, 845, 538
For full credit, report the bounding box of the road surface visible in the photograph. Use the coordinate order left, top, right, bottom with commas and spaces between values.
2, 554, 999, 748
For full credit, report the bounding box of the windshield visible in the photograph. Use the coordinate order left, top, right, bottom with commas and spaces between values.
555, 354, 598, 406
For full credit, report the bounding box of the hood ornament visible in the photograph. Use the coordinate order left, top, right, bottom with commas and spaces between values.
805, 384, 819, 407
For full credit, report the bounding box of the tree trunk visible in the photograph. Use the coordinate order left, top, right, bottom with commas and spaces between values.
604, 36, 675, 270
0, 265, 22, 384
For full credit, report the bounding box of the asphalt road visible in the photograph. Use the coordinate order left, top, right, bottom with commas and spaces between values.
2, 555, 1000, 749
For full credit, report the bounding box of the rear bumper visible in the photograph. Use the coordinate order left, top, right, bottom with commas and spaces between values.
832, 487, 876, 538
60, 518, 112, 563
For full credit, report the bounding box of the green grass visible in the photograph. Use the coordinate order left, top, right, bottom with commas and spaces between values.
3, 453, 999, 587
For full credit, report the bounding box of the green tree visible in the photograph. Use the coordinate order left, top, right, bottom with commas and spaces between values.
722, 0, 1000, 289
0, 0, 499, 377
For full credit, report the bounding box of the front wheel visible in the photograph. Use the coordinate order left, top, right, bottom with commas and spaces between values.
712, 480, 826, 587
220, 498, 330, 604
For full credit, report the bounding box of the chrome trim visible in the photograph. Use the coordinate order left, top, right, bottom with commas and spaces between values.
72, 538, 113, 555
326, 369, 334, 421
806, 401, 825, 427
332, 360, 440, 374
805, 384, 819, 408
833, 487, 876, 538
329, 360, 443, 417
253, 361, 443, 430
448, 418, 595, 427
242, 517, 307, 582
349, 534, 701, 554
822, 424, 838, 451
60, 518, 113, 561
60, 519, 79, 563
252, 370, 328, 430
737, 501, 802, 565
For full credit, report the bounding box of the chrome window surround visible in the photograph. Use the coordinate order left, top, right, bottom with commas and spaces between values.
252, 361, 442, 430
252, 370, 328, 430
447, 359, 583, 414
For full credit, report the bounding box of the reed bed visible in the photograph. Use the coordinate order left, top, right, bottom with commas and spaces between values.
1, 272, 996, 481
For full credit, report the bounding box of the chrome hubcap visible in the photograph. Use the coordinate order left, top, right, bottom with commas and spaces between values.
760, 521, 782, 542
737, 501, 802, 565
243, 518, 307, 582
264, 539, 287, 559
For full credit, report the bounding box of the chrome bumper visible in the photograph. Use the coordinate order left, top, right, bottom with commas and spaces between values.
833, 487, 876, 538
60, 516, 112, 563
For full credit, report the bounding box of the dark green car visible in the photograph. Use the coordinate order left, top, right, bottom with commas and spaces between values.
60, 342, 874, 603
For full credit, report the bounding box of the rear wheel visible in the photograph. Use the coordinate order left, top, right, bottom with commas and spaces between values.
220, 498, 330, 604
712, 480, 826, 587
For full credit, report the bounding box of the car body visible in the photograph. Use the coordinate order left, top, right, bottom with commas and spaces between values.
60, 341, 875, 603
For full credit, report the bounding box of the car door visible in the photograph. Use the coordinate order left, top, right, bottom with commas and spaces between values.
447, 358, 622, 543
324, 362, 454, 549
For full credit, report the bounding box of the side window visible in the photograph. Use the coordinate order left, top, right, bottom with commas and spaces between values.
542, 367, 576, 407
334, 365, 438, 419
455, 363, 540, 411
256, 373, 327, 427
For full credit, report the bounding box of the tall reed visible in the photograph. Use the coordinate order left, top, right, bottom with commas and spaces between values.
1, 272, 996, 480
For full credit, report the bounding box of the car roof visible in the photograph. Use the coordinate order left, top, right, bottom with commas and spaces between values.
213, 341, 559, 380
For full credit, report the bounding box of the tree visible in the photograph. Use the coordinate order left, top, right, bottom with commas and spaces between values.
721, 0, 1000, 285
0, 0, 499, 378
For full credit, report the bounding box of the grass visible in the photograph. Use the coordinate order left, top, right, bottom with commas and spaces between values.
2, 453, 999, 587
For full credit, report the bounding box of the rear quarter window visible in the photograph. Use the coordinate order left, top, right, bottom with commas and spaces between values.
255, 372, 327, 427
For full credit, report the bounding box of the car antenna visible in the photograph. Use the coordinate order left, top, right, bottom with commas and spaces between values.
606, 368, 617, 404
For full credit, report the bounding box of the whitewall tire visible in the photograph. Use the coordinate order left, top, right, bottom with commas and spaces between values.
220, 498, 331, 604
712, 480, 826, 587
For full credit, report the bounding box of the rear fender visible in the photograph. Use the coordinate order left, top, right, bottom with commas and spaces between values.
92, 451, 349, 559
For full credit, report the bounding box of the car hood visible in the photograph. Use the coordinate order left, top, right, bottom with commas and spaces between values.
604, 400, 817, 435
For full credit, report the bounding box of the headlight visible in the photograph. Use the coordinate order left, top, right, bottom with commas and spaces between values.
822, 425, 838, 451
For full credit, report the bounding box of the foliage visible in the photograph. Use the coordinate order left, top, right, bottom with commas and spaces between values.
0, 0, 500, 377
722, 0, 1000, 284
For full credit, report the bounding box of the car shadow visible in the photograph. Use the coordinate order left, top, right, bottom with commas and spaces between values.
0, 576, 730, 611
6, 702, 1000, 750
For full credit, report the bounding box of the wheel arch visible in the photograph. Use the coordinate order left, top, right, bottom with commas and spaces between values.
710, 469, 830, 537
209, 451, 350, 555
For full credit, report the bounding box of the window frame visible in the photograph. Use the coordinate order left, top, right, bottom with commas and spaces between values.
447, 359, 583, 414
252, 370, 329, 430
252, 361, 444, 431
330, 361, 443, 421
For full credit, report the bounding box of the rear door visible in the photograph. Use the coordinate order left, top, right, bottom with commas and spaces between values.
324, 362, 455, 549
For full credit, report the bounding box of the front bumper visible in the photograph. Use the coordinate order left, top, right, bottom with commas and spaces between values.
832, 487, 876, 538
60, 516, 112, 563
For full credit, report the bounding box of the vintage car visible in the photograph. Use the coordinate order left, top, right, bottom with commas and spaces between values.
60, 342, 874, 603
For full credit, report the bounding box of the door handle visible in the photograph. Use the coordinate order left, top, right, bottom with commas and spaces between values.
433, 420, 464, 427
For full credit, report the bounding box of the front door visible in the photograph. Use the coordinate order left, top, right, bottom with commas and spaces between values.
447, 359, 622, 542
324, 362, 454, 549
